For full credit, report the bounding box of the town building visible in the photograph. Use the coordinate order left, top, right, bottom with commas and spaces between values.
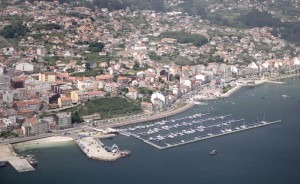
55, 112, 72, 129
57, 97, 72, 108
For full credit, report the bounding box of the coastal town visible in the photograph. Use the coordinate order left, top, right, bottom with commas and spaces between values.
0, 0, 300, 170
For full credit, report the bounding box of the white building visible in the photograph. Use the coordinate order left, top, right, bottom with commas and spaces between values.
292, 57, 300, 66
15, 62, 34, 72
2, 91, 14, 104
77, 80, 95, 91
37, 47, 46, 56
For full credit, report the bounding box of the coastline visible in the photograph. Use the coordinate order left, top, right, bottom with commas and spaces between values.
96, 73, 300, 128
199, 73, 300, 101
97, 102, 196, 128
13, 136, 74, 149
11, 73, 300, 145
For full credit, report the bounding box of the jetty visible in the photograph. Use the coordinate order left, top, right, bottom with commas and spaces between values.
125, 120, 282, 150
0, 144, 35, 172
72, 133, 130, 161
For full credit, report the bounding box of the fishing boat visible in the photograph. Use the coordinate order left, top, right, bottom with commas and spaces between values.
210, 149, 218, 155
0, 161, 7, 167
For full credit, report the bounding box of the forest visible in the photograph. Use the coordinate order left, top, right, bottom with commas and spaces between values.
237, 9, 300, 45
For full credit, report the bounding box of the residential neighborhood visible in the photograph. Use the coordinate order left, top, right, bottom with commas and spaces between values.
0, 0, 299, 139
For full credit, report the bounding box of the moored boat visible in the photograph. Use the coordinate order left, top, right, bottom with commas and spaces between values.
0, 161, 7, 167
25, 155, 38, 166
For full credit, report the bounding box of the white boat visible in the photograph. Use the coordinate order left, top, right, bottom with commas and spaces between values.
210, 149, 217, 155
240, 125, 247, 129
282, 88, 290, 98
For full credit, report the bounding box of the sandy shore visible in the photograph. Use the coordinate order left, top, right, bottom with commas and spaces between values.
14, 136, 74, 147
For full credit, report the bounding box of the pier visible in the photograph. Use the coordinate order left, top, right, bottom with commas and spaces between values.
160, 120, 282, 150
0, 144, 35, 172
72, 132, 130, 161
6, 158, 35, 172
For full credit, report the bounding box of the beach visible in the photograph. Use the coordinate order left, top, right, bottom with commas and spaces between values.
13, 136, 74, 149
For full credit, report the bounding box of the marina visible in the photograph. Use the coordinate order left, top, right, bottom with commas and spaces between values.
118, 113, 282, 149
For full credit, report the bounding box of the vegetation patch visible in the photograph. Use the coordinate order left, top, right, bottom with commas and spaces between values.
67, 97, 142, 119
159, 31, 208, 47
0, 23, 29, 38
0, 131, 18, 139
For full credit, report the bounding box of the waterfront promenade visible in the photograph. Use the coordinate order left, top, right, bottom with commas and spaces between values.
96, 102, 195, 129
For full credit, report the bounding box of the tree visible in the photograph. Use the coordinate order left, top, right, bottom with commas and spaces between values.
174, 74, 180, 81
122, 87, 129, 94
71, 111, 82, 123
88, 42, 104, 52
149, 52, 162, 61
133, 61, 140, 70
32, 57, 38, 63
0, 23, 28, 38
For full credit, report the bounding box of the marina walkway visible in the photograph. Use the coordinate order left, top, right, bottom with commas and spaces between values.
125, 120, 283, 150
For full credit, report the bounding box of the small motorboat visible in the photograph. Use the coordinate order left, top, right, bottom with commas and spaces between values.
210, 149, 218, 155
